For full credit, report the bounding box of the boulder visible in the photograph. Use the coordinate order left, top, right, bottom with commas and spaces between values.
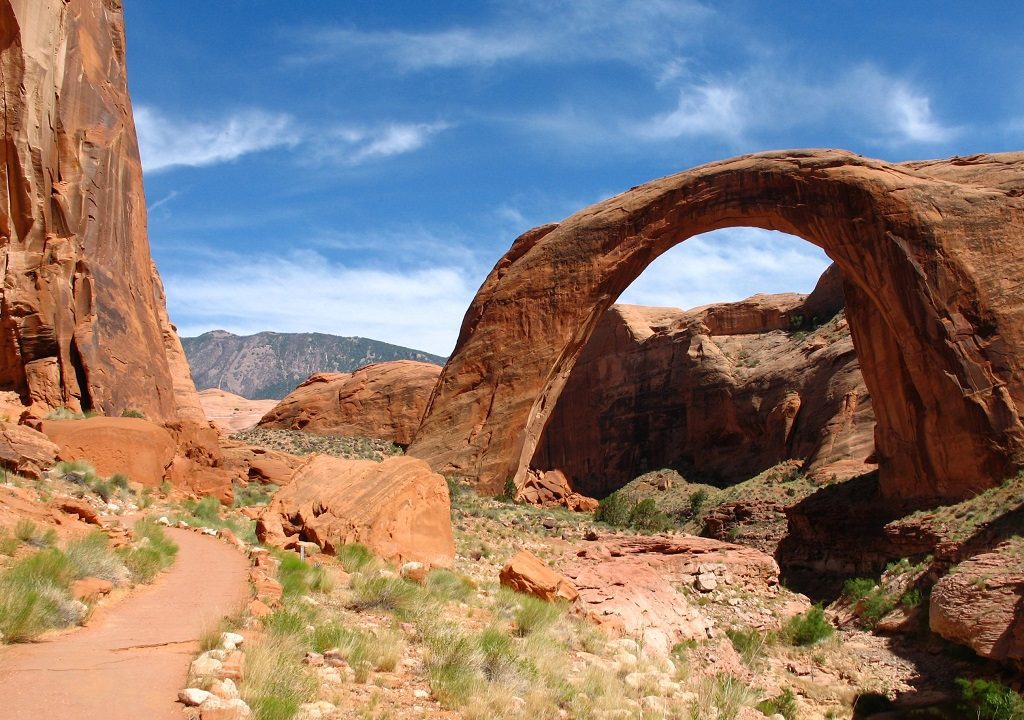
256, 455, 454, 568
410, 150, 1024, 502
499, 549, 579, 603
0, 422, 59, 479
516, 469, 599, 512
53, 498, 101, 526
41, 418, 176, 486
258, 361, 441, 445
930, 542, 1024, 661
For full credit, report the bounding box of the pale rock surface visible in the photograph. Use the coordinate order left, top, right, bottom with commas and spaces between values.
499, 549, 579, 602
41, 417, 176, 485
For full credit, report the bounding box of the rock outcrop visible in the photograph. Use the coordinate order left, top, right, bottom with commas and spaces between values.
258, 362, 441, 445
0, 421, 59, 478
532, 269, 873, 496
411, 151, 1024, 502
41, 417, 176, 486
0, 0, 205, 424
930, 542, 1024, 662
499, 549, 579, 603
516, 469, 599, 512
256, 455, 455, 568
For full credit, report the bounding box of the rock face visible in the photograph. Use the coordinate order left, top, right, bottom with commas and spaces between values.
258, 362, 441, 445
199, 389, 278, 435
930, 542, 1024, 662
532, 268, 873, 496
411, 151, 1024, 502
256, 455, 455, 568
0, 0, 205, 424
182, 330, 446, 400
0, 421, 59, 478
41, 417, 176, 486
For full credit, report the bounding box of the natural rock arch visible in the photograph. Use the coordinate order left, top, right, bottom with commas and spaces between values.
409, 150, 1024, 501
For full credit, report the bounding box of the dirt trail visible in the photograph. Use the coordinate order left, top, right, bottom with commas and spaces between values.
0, 527, 250, 719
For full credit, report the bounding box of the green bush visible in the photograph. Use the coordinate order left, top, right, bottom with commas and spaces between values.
689, 489, 709, 517
110, 474, 130, 490
65, 532, 128, 584
118, 518, 178, 582
957, 677, 1024, 720
335, 543, 375, 573
594, 491, 630, 527
726, 627, 772, 666
0, 529, 18, 556
782, 605, 833, 646
499, 478, 518, 503
757, 688, 798, 719
348, 574, 420, 615
186, 496, 222, 522
841, 577, 896, 628
120, 408, 145, 419
0, 548, 81, 641
277, 553, 333, 597
13, 519, 56, 548
627, 497, 671, 532
512, 593, 565, 637
233, 483, 277, 508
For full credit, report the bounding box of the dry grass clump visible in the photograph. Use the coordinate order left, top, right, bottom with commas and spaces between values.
118, 517, 178, 582
66, 532, 130, 585
243, 633, 318, 720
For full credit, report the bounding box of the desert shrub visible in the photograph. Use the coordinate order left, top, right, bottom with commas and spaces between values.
186, 496, 223, 523
54, 459, 97, 483
264, 606, 315, 637
424, 625, 483, 706
65, 532, 128, 585
242, 633, 318, 720
841, 577, 876, 602
425, 568, 475, 603
109, 474, 130, 490
628, 497, 671, 531
512, 593, 565, 637
120, 408, 145, 419
138, 488, 154, 509
0, 548, 83, 641
90, 479, 114, 502
348, 574, 420, 615
310, 624, 402, 679
957, 677, 1024, 720
841, 578, 895, 628
499, 478, 518, 503
233, 482, 277, 508
335, 542, 375, 573
693, 673, 758, 720
276, 553, 333, 597
782, 605, 833, 646
689, 489, 709, 517
13, 519, 56, 548
901, 587, 925, 610
726, 627, 772, 666
0, 528, 18, 555
118, 517, 178, 582
757, 688, 798, 720
594, 490, 630, 527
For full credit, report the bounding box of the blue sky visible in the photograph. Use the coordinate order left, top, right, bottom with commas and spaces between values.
125, 1, 1024, 356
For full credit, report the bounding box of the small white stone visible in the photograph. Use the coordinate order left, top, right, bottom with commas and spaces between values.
190, 654, 223, 678
221, 631, 245, 650
695, 572, 718, 592
209, 678, 240, 700
413, 689, 430, 699
157, 516, 170, 526
178, 688, 212, 706
201, 527, 218, 536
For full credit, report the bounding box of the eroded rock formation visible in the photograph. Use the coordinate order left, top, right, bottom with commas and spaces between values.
411, 151, 1024, 502
41, 417, 176, 486
258, 361, 441, 445
256, 455, 455, 569
532, 267, 873, 496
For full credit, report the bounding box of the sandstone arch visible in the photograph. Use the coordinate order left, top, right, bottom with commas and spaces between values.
409, 150, 1024, 501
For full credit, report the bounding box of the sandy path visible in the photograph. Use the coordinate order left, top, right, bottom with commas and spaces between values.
0, 527, 250, 719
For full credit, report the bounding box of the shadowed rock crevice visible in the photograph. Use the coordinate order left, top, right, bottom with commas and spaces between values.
410, 150, 1024, 503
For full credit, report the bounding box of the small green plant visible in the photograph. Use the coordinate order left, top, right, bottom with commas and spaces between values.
110, 474, 130, 490
14, 518, 56, 548
276, 553, 333, 597
65, 532, 128, 584
512, 593, 565, 637
118, 517, 178, 582
0, 528, 18, 555
757, 688, 798, 719
91, 479, 114, 502
425, 569, 475, 603
242, 633, 318, 720
689, 489, 709, 517
0, 547, 82, 641
499, 477, 518, 503
627, 497, 671, 532
956, 677, 1024, 720
782, 605, 833, 646
120, 408, 145, 419
840, 577, 895, 628
594, 490, 630, 527
232, 482, 277, 508
335, 543, 375, 573
726, 627, 772, 666
348, 574, 420, 615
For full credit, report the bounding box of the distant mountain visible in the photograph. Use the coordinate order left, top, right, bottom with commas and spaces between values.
182, 330, 447, 400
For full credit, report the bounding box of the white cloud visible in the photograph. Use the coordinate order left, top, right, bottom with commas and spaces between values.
618, 228, 831, 310
135, 107, 299, 172
320, 122, 450, 164
637, 83, 747, 141
163, 250, 479, 357
843, 66, 958, 144
290, 0, 709, 71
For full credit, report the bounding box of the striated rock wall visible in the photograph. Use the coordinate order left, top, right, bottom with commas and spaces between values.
411, 150, 1024, 502
532, 267, 872, 496
0, 0, 201, 423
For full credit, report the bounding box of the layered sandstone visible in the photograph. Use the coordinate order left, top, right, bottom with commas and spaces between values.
929, 542, 1024, 662
258, 361, 441, 445
199, 389, 278, 435
41, 417, 176, 486
256, 455, 455, 568
0, 0, 205, 423
532, 268, 872, 496
411, 151, 1024, 502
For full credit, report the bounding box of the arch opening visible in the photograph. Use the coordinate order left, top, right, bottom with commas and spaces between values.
527, 228, 872, 500
409, 150, 1024, 506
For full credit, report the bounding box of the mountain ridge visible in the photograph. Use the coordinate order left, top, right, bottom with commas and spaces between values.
182, 330, 447, 400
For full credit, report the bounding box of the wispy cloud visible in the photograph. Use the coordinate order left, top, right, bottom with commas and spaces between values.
135, 107, 299, 172
618, 227, 831, 310
136, 107, 449, 173
637, 83, 747, 141
842, 65, 959, 144
164, 249, 479, 356
147, 190, 181, 212
288, 0, 710, 71
316, 122, 451, 165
